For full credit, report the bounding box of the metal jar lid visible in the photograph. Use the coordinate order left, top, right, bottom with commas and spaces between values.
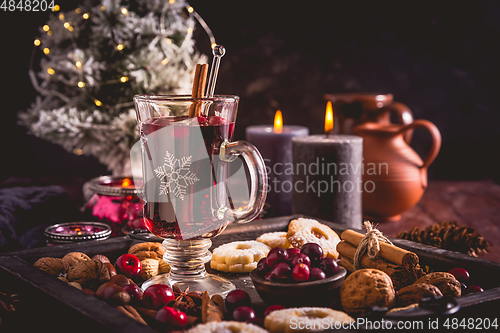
44, 222, 112, 244
87, 175, 141, 196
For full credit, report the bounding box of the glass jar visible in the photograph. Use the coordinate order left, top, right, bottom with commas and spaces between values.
44, 222, 111, 246
83, 176, 144, 236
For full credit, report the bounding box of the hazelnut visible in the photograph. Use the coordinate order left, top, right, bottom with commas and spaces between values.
104, 263, 117, 277
34, 257, 69, 278
92, 254, 111, 264
62, 252, 91, 267
96, 282, 131, 305
67, 259, 111, 288
414, 272, 461, 297
396, 283, 443, 307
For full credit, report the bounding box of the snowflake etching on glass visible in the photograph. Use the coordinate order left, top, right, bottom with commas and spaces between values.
154, 151, 200, 201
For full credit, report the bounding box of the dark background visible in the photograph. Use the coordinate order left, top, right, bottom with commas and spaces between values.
1, 0, 499, 185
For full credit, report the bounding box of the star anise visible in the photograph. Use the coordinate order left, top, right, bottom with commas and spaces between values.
168, 286, 203, 316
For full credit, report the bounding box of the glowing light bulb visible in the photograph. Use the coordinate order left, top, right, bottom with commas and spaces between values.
43, 48, 50, 55
63, 22, 70, 29
75, 8, 81, 14
73, 148, 83, 155
47, 31, 53, 36
94, 99, 102, 106
161, 58, 169, 65
166, 38, 172, 44
187, 27, 193, 34
34, 39, 41, 46
77, 81, 85, 88
52, 5, 60, 11
116, 44, 124, 51
43, 25, 50, 31
169, 0, 175, 4
82, 13, 89, 19
59, 14, 64, 20
120, 76, 129, 83
187, 6, 194, 13
211, 43, 217, 49
121, 7, 128, 15
75, 61, 82, 68
100, 5, 105, 11
47, 68, 55, 75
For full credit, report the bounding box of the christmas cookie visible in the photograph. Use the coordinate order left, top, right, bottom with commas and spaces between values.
256, 231, 287, 249
264, 307, 353, 333
186, 320, 268, 333
285, 218, 341, 259
210, 241, 270, 273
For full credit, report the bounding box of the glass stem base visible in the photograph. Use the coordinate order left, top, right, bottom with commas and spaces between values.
140, 238, 235, 297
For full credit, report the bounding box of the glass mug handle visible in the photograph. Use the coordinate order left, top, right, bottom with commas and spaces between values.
219, 140, 267, 223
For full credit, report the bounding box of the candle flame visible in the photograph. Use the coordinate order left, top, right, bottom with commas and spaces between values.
122, 178, 131, 187
274, 110, 283, 133
325, 101, 334, 134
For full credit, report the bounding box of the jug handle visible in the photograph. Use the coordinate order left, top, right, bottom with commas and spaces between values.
398, 119, 442, 170
386, 101, 414, 143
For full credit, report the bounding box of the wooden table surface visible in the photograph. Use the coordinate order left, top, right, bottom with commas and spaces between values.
375, 180, 500, 263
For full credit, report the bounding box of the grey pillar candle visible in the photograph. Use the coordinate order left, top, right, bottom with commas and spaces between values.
292, 135, 363, 228
246, 124, 309, 216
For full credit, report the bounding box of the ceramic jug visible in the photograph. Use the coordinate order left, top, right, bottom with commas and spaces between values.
324, 93, 414, 142
353, 120, 441, 221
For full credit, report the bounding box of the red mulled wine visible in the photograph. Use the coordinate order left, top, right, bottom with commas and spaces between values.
140, 115, 235, 240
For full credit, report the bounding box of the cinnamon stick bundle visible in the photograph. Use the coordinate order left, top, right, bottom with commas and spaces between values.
188, 63, 209, 118
341, 229, 419, 270
337, 240, 417, 289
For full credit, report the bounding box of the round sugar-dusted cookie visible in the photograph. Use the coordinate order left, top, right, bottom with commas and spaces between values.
210, 241, 270, 273
187, 321, 268, 333
256, 231, 287, 249
264, 307, 353, 333
285, 218, 341, 259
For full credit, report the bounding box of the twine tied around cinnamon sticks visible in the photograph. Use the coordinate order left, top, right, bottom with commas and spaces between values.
353, 221, 394, 270
337, 221, 425, 289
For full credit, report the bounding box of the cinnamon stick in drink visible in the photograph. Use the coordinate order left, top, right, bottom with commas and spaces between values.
188, 63, 209, 118
340, 229, 419, 269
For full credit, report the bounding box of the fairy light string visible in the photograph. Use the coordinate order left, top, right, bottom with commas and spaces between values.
30, 2, 217, 111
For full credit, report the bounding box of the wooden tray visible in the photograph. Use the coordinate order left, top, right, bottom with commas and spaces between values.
1, 215, 499, 332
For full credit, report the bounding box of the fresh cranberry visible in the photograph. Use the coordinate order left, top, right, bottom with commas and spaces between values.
286, 248, 301, 260
448, 268, 470, 284
114, 254, 141, 279
256, 258, 270, 277
300, 243, 323, 263
271, 262, 291, 282
318, 257, 339, 276
291, 253, 311, 267
465, 285, 484, 294
292, 263, 310, 282
309, 267, 326, 281
155, 306, 187, 328
225, 289, 251, 313
208, 116, 225, 126
266, 247, 289, 268
195, 116, 209, 125
232, 306, 256, 322
264, 305, 285, 317
143, 284, 175, 309
123, 284, 143, 302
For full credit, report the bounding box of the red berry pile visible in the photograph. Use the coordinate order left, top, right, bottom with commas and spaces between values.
225, 289, 284, 325
256, 243, 339, 283
448, 267, 484, 295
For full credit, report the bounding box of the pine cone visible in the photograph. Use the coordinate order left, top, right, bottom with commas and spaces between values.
396, 221, 489, 257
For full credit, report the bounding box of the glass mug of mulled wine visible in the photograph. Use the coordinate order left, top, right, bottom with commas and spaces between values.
133, 95, 267, 295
